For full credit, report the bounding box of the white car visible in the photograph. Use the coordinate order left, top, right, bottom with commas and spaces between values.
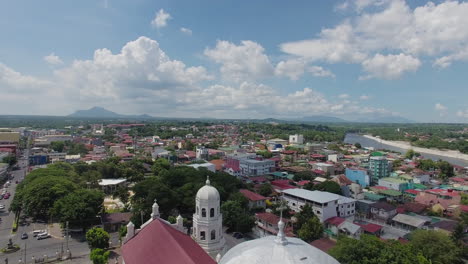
0, 205, 5, 209
33, 230, 46, 237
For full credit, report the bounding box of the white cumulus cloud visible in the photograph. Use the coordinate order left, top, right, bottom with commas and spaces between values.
204, 40, 274, 82
180, 27, 192, 35
280, 0, 468, 79
44, 53, 63, 65
457, 109, 468, 118
435, 103, 447, 111
360, 53, 421, 80
151, 9, 172, 29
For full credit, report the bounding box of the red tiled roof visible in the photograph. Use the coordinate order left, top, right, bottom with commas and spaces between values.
312, 169, 325, 175
310, 238, 336, 253
310, 154, 325, 158
122, 219, 215, 264
357, 223, 382, 233
372, 186, 389, 190
404, 189, 420, 195
325, 216, 345, 226
209, 159, 225, 171
460, 205, 468, 213
255, 212, 289, 225
249, 176, 267, 183
296, 180, 310, 186
239, 189, 266, 201
271, 180, 296, 190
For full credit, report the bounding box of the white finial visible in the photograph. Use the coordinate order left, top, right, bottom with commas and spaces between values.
151, 199, 160, 219
275, 201, 288, 245
206, 176, 211, 186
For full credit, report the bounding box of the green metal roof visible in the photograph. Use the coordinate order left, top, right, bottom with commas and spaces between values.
364, 192, 386, 201
412, 183, 428, 190
370, 151, 384, 157
379, 189, 402, 196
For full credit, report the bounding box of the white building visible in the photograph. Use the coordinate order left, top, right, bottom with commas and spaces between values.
281, 189, 356, 222
192, 177, 225, 258
288, 134, 304, 145
312, 162, 335, 175
188, 162, 216, 172
239, 159, 274, 177
196, 146, 209, 160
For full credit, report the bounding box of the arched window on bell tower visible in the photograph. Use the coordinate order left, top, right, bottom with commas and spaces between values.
210, 208, 215, 217
202, 208, 206, 217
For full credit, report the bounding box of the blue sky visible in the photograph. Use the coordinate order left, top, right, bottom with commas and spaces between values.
1, 0, 468, 122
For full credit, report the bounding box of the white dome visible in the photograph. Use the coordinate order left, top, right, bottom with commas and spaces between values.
219, 236, 340, 264
196, 177, 220, 201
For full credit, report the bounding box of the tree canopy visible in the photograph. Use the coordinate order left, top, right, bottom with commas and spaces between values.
86, 227, 110, 249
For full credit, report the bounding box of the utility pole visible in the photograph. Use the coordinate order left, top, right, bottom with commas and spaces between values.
66, 221, 69, 251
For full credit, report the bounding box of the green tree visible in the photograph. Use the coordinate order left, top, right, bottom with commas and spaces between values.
405, 149, 419, 159
256, 150, 273, 158
13, 175, 77, 219
52, 189, 104, 229
152, 158, 171, 176
221, 200, 254, 233
354, 143, 362, 149
50, 141, 65, 152
392, 159, 403, 168
90, 248, 110, 264
305, 181, 342, 195
330, 234, 430, 264
297, 216, 323, 242
258, 183, 272, 197
2, 155, 17, 166
86, 227, 110, 249
410, 230, 461, 264
293, 203, 315, 232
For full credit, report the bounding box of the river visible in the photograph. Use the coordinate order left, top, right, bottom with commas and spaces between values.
344, 133, 468, 167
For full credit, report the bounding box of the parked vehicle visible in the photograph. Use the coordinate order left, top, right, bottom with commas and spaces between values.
33, 230, 45, 237
21, 233, 28, 239
4, 194, 10, 199
37, 233, 50, 240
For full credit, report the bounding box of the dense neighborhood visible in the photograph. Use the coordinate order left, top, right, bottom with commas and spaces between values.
0, 121, 465, 263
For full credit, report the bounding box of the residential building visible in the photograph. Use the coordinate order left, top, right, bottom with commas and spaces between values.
368, 155, 389, 184
369, 202, 397, 223
325, 217, 362, 239
392, 214, 427, 231
289, 134, 304, 145
224, 153, 256, 176
312, 163, 335, 175
239, 158, 274, 177
281, 189, 356, 222
196, 146, 209, 160
253, 212, 293, 238
378, 177, 412, 191
239, 189, 266, 209
345, 168, 370, 187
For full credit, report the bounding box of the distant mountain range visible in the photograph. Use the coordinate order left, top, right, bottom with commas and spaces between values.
68, 107, 414, 123
68, 107, 154, 119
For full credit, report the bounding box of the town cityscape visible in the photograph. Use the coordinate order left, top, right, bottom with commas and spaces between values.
2, 0, 468, 264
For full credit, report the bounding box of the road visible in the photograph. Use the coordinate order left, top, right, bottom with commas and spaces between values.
0, 149, 90, 263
